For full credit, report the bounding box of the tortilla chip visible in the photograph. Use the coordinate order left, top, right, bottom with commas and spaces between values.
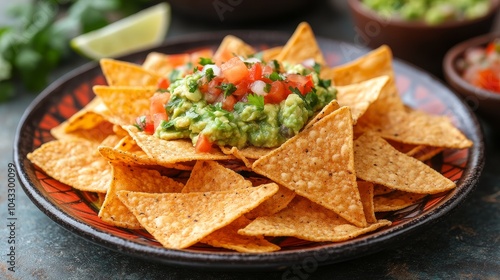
373, 184, 395, 196
213, 35, 256, 64
27, 139, 111, 193
93, 86, 158, 125
116, 183, 279, 249
100, 58, 162, 87
252, 106, 367, 227
245, 184, 296, 220
355, 109, 473, 149
51, 117, 115, 144
305, 99, 340, 129
99, 163, 184, 228
259, 46, 283, 62
374, 191, 427, 212
276, 22, 325, 65
124, 126, 235, 164
201, 214, 280, 253
63, 97, 107, 133
357, 181, 377, 223
336, 75, 389, 123
142, 52, 190, 76
354, 133, 456, 194
181, 160, 252, 193
239, 196, 391, 242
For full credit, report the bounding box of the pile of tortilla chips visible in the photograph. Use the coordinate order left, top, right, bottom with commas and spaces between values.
27, 22, 473, 253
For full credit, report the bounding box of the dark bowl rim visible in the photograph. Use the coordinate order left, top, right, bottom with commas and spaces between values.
443, 32, 500, 100
347, 0, 500, 29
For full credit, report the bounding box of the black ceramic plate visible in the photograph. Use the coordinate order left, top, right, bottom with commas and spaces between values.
14, 31, 484, 270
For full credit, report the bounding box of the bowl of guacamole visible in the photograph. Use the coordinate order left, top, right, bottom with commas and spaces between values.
348, 0, 500, 77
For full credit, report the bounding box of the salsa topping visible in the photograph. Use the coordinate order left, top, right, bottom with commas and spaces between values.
458, 38, 500, 93
135, 56, 336, 151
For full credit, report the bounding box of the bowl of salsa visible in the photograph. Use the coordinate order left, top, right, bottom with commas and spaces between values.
444, 32, 500, 123
348, 0, 500, 77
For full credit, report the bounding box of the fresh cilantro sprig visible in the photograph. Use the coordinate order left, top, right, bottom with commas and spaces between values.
218, 83, 237, 98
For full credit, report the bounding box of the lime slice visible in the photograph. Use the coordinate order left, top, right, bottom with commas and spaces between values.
71, 3, 170, 60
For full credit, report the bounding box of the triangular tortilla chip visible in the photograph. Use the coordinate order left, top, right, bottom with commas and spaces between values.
181, 160, 252, 193
98, 163, 184, 229
336, 75, 389, 123
374, 190, 427, 212
239, 196, 391, 242
124, 125, 235, 164
357, 181, 377, 223
27, 139, 111, 193
276, 22, 326, 65
93, 86, 158, 125
100, 58, 162, 87
252, 106, 367, 227
213, 35, 256, 64
116, 183, 279, 249
200, 210, 280, 253
354, 133, 456, 194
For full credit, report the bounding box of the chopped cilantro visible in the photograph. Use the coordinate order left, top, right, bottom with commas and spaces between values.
188, 79, 198, 93
217, 83, 237, 98
199, 57, 214, 66
264, 83, 271, 93
268, 71, 283, 81
318, 78, 332, 89
313, 62, 321, 74
204, 67, 215, 82
247, 94, 264, 109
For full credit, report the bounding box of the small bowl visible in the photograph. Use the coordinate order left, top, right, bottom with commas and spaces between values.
443, 32, 500, 123
347, 0, 500, 77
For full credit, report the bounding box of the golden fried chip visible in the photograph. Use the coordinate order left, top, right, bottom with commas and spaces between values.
181, 160, 252, 193
125, 126, 235, 164
93, 86, 158, 125
99, 163, 184, 228
27, 139, 111, 193
239, 196, 391, 242
373, 184, 395, 196
354, 133, 456, 194
117, 183, 279, 249
336, 75, 389, 123
276, 22, 325, 65
201, 215, 280, 253
374, 191, 427, 212
51, 117, 115, 144
100, 58, 162, 86
252, 106, 367, 227
259, 46, 283, 62
357, 181, 377, 223
63, 97, 107, 133
356, 109, 473, 149
245, 184, 296, 220
305, 99, 340, 129
213, 35, 256, 64
142, 52, 190, 76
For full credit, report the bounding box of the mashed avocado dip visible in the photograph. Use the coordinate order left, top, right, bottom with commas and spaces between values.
146, 57, 336, 149
362, 0, 492, 24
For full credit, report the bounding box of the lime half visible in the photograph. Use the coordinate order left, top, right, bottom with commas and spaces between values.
71, 3, 170, 60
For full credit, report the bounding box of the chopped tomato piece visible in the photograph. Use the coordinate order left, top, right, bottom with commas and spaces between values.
149, 93, 170, 130
157, 77, 170, 90
248, 63, 263, 81
233, 79, 251, 97
286, 74, 314, 94
222, 95, 237, 111
135, 115, 155, 134
475, 69, 500, 92
152, 112, 167, 131
190, 48, 214, 67
220, 57, 249, 84
195, 134, 213, 153
264, 81, 287, 104
167, 53, 190, 68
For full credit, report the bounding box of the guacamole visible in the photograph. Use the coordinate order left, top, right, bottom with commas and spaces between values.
362, 0, 492, 24
148, 58, 336, 149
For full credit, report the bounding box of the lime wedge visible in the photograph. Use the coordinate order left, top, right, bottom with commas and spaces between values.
70, 3, 170, 60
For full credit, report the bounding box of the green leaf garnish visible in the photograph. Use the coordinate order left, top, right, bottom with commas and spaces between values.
199, 57, 214, 66
217, 83, 237, 98
247, 94, 264, 108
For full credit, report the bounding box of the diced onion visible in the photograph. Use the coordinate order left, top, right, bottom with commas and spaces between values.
250, 80, 268, 96
301, 58, 316, 68
202, 64, 221, 76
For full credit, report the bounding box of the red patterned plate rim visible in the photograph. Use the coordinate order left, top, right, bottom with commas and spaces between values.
13, 31, 485, 270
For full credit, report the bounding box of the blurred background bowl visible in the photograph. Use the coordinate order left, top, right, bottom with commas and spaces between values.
347, 0, 500, 77
166, 0, 310, 24
443, 32, 500, 123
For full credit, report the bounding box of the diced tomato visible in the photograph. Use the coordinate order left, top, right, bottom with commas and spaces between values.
233, 79, 251, 97
220, 57, 249, 84
475, 69, 500, 92
195, 134, 213, 153
157, 77, 170, 90
190, 48, 214, 67
285, 74, 314, 94
222, 95, 237, 111
135, 115, 155, 134
485, 41, 500, 55
248, 63, 263, 81
149, 93, 170, 130
200, 76, 223, 103
264, 81, 287, 104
